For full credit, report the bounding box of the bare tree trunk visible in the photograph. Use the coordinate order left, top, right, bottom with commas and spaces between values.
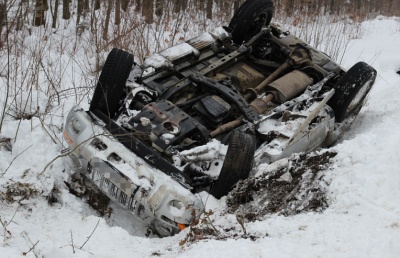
115, 0, 121, 25
312, 0, 319, 14
52, 0, 59, 28
121, 0, 129, 11
142, 0, 153, 24
77, 0, 83, 26
174, 0, 181, 13
34, 0, 46, 26
387, 0, 393, 15
90, 0, 97, 33
62, 0, 70, 20
354, 0, 361, 14
0, 1, 6, 47
94, 0, 101, 10
155, 0, 163, 17
16, 1, 23, 31
84, 0, 89, 11
135, 0, 142, 12
206, 0, 213, 19
181, 0, 187, 11
329, 0, 335, 14
197, 0, 205, 10
174, 0, 187, 13
103, 0, 113, 40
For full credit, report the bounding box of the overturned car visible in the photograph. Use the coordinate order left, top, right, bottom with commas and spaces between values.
63, 0, 377, 237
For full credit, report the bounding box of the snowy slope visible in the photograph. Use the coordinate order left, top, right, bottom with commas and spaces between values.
1, 17, 400, 258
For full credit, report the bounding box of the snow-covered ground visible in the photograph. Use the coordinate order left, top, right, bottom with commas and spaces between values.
1, 17, 400, 257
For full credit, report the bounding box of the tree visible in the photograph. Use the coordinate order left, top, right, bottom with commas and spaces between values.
206, 0, 213, 19
142, 0, 153, 24
62, 0, 70, 20
34, 0, 48, 26
51, 0, 59, 28
103, 0, 113, 40
84, 0, 89, 11
76, 0, 84, 26
94, 0, 100, 10
155, 0, 163, 17
135, 0, 141, 12
115, 0, 121, 25
121, 0, 129, 12
0, 1, 6, 47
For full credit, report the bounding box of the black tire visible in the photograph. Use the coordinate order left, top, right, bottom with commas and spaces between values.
210, 130, 256, 199
229, 0, 274, 44
328, 62, 377, 122
89, 48, 134, 119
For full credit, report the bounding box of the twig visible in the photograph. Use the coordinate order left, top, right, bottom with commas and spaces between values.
0, 0, 10, 133
70, 230, 75, 254
39, 60, 60, 105
0, 217, 12, 242
39, 130, 135, 176
79, 219, 100, 249
38, 116, 58, 145
8, 205, 19, 225
38, 132, 105, 176
0, 144, 33, 179
21, 231, 39, 257
1, 206, 19, 242
22, 240, 39, 257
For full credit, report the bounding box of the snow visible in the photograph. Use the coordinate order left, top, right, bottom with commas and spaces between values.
210, 26, 231, 41
143, 53, 172, 69
177, 139, 227, 178
144, 43, 200, 69
1, 17, 400, 257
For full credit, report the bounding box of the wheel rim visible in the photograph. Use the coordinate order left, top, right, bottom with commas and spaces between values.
251, 12, 267, 32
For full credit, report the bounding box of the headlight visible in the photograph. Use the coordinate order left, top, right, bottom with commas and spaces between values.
70, 118, 82, 134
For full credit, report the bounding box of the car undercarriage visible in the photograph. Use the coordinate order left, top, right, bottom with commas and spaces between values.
63, 0, 377, 237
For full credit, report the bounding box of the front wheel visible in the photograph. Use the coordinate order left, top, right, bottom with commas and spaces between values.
328, 62, 377, 122
90, 48, 134, 119
229, 0, 275, 44
210, 130, 256, 199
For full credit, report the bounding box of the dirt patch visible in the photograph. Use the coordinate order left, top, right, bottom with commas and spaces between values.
46, 185, 61, 206
0, 182, 40, 203
226, 150, 337, 221
179, 213, 263, 246
65, 173, 110, 216
0, 138, 12, 152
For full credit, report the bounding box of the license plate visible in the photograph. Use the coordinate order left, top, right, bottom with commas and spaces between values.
90, 161, 140, 212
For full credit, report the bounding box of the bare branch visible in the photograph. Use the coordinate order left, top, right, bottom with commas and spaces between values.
22, 240, 39, 257
21, 232, 40, 257
70, 229, 75, 254
38, 131, 109, 176
0, 144, 33, 179
79, 219, 100, 249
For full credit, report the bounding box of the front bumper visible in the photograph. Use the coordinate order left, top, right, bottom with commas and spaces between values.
64, 105, 204, 236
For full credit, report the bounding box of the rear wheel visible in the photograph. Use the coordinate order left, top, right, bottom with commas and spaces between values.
210, 130, 256, 199
328, 62, 377, 122
229, 0, 274, 44
90, 48, 134, 119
